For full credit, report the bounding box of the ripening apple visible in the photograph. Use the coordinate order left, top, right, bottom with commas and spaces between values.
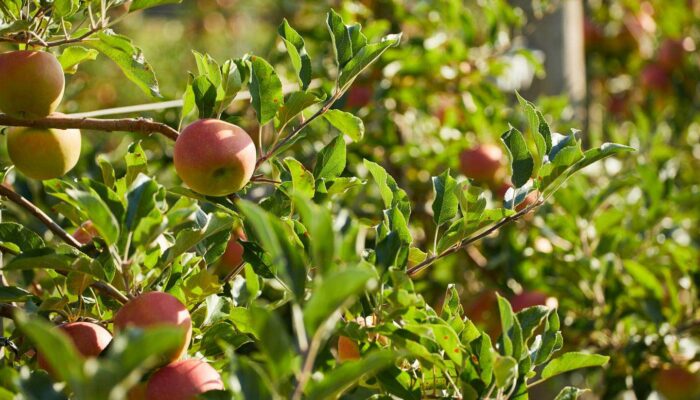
337, 335, 361, 362
73, 221, 99, 245
641, 64, 671, 91
658, 38, 685, 71
6, 117, 81, 180
655, 366, 700, 400
146, 359, 224, 400
213, 228, 246, 277
344, 85, 373, 109
0, 51, 65, 119
459, 144, 503, 183
173, 119, 256, 197
510, 291, 548, 312
114, 292, 192, 363
37, 322, 112, 374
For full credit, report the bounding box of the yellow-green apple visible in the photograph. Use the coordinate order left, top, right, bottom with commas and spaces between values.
0, 51, 65, 119
6, 118, 81, 180
146, 359, 224, 400
213, 228, 246, 277
37, 322, 112, 374
459, 144, 503, 183
114, 292, 192, 363
173, 119, 256, 197
337, 335, 361, 362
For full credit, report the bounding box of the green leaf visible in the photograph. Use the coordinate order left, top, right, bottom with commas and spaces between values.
554, 387, 588, 400
431, 170, 459, 226
160, 211, 234, 266
624, 260, 665, 299
0, 222, 45, 253
89, 30, 161, 98
501, 126, 534, 188
363, 159, 411, 219
322, 109, 365, 142
284, 158, 315, 199
326, 9, 353, 68
338, 33, 402, 90
276, 91, 321, 129
428, 323, 463, 365
493, 355, 518, 389
515, 92, 546, 177
4, 246, 107, 281
294, 197, 335, 273
250, 56, 283, 125
0, 286, 34, 302
64, 188, 120, 245
129, 0, 183, 11
278, 19, 312, 90
250, 305, 298, 382
191, 75, 217, 119
541, 352, 609, 380
497, 294, 523, 360
517, 306, 549, 341
58, 46, 98, 74
306, 350, 397, 400
314, 135, 346, 181
53, 0, 79, 17
303, 266, 376, 333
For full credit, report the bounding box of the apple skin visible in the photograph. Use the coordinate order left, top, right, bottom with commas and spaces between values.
6, 120, 81, 180
655, 366, 700, 400
213, 228, 246, 277
37, 322, 112, 373
73, 221, 99, 245
146, 359, 224, 400
114, 292, 192, 363
337, 335, 361, 362
126, 383, 147, 400
344, 85, 373, 109
658, 39, 684, 71
0, 51, 65, 119
459, 144, 503, 183
173, 119, 256, 197
641, 64, 671, 91
510, 291, 548, 313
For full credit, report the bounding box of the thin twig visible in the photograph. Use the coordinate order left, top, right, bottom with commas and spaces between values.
0, 114, 178, 141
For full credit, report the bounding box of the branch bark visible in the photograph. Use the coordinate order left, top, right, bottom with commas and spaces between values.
0, 114, 179, 141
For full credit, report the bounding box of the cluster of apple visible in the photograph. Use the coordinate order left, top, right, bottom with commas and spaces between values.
458, 143, 537, 210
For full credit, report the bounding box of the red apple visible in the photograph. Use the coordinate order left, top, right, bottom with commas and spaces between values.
510, 291, 548, 313
337, 335, 361, 362
641, 64, 671, 91
114, 292, 192, 363
0, 51, 65, 119
37, 322, 112, 373
73, 221, 99, 245
655, 366, 700, 400
173, 119, 256, 197
459, 144, 503, 183
213, 228, 246, 277
146, 359, 224, 400
345, 85, 373, 109
658, 38, 684, 71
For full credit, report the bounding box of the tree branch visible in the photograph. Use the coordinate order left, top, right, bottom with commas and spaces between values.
0, 114, 178, 141
407, 202, 542, 277
0, 185, 129, 304
0, 303, 19, 320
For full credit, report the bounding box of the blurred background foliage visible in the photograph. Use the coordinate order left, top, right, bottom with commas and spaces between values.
1, 0, 699, 398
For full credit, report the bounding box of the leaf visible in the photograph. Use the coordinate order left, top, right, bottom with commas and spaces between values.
624, 260, 664, 299
322, 109, 365, 142
284, 158, 315, 199
53, 0, 79, 17
0, 286, 34, 302
129, 0, 183, 11
306, 350, 397, 400
294, 196, 335, 273
0, 222, 45, 253
58, 46, 98, 74
276, 91, 321, 129
89, 30, 161, 98
303, 266, 377, 333
517, 306, 549, 341
338, 33, 402, 90
363, 159, 411, 219
554, 387, 589, 400
431, 170, 459, 226
4, 246, 106, 281
515, 92, 546, 177
541, 352, 610, 380
250, 56, 283, 125
278, 19, 312, 90
493, 355, 518, 389
64, 188, 120, 245
326, 9, 353, 68
428, 323, 463, 365
191, 75, 217, 119
160, 212, 234, 266
314, 135, 347, 181
250, 305, 298, 382
501, 126, 534, 188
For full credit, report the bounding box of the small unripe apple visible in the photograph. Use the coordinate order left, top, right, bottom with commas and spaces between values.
641, 64, 671, 91
658, 38, 684, 71
6, 118, 81, 180
459, 144, 503, 183
213, 228, 246, 276
510, 291, 548, 312
146, 359, 224, 400
0, 51, 65, 119
173, 119, 256, 197
114, 292, 192, 363
37, 322, 112, 373
73, 221, 99, 245
655, 366, 700, 400
337, 335, 361, 362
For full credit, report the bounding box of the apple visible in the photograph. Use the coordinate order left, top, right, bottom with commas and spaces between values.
173, 119, 256, 197
510, 291, 548, 312
37, 322, 112, 373
213, 228, 246, 277
0, 51, 65, 119
114, 292, 192, 363
459, 144, 503, 183
6, 118, 81, 180
658, 38, 684, 71
337, 335, 361, 362
146, 359, 224, 400
344, 85, 373, 109
641, 64, 671, 91
655, 366, 700, 400
127, 383, 147, 400
73, 221, 99, 245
